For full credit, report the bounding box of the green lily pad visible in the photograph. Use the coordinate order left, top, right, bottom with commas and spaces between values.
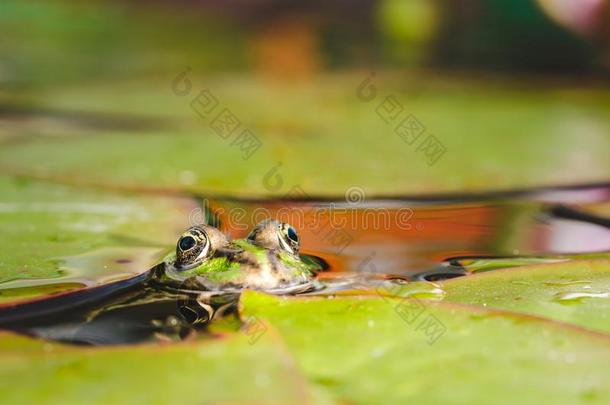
0, 176, 196, 303
2, 77, 610, 197
0, 331, 321, 404
240, 291, 610, 404
442, 259, 610, 334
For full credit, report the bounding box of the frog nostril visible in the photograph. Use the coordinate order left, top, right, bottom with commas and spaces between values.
179, 236, 196, 251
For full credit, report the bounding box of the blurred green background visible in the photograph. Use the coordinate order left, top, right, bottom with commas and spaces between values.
1, 0, 609, 196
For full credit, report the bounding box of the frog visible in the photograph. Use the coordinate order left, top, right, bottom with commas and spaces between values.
156, 219, 321, 294
0, 220, 321, 344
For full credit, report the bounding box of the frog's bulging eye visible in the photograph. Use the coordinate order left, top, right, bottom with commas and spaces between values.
247, 219, 301, 255
175, 227, 211, 269
287, 226, 299, 243
178, 236, 196, 251
279, 223, 300, 255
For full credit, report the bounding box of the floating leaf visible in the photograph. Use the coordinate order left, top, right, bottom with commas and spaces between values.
0, 176, 196, 304
0, 331, 321, 404
241, 291, 610, 404
2, 78, 610, 196
442, 259, 610, 333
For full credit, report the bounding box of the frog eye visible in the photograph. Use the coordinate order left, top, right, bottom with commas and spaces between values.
279, 223, 300, 255
247, 220, 300, 254
175, 227, 211, 269
178, 236, 196, 251
286, 226, 299, 243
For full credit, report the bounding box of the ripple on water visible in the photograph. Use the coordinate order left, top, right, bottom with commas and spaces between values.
311, 274, 446, 300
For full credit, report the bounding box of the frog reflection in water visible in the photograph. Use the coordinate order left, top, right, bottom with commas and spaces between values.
157, 219, 320, 294
1, 220, 322, 345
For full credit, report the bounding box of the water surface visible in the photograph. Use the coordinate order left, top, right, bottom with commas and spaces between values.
1, 183, 609, 345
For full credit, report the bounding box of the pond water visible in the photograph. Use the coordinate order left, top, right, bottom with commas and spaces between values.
0, 183, 609, 345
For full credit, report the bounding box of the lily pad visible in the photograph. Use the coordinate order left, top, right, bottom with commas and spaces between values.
2, 77, 610, 197
442, 259, 610, 334
0, 331, 320, 404
240, 291, 610, 404
0, 176, 196, 303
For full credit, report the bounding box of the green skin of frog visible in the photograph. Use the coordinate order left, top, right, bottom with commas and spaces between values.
158, 219, 320, 293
